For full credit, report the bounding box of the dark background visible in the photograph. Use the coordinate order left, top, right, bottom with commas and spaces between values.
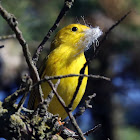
0, 0, 140, 140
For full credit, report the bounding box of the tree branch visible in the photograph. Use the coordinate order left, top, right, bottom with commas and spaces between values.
0, 34, 16, 40
32, 0, 75, 65
74, 93, 96, 119
3, 88, 27, 109
0, 3, 44, 102
44, 79, 60, 109
32, 74, 110, 89
47, 80, 85, 140
0, 100, 73, 140
16, 76, 32, 113
83, 124, 102, 136
65, 93, 96, 125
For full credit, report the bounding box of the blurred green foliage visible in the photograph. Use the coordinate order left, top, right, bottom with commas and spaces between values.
1, 0, 140, 44
117, 127, 140, 140
0, 0, 101, 41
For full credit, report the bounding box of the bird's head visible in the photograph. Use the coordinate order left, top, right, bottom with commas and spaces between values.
51, 24, 103, 54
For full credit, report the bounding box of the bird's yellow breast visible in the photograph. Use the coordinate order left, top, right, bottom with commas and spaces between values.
37, 44, 88, 119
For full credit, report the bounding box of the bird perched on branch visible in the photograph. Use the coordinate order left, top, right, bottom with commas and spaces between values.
28, 24, 102, 120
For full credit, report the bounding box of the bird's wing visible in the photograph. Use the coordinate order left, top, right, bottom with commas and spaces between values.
28, 56, 48, 110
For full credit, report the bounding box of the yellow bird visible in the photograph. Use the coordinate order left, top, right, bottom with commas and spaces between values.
28, 24, 102, 120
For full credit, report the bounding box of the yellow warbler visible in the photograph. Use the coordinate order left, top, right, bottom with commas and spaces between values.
28, 24, 102, 120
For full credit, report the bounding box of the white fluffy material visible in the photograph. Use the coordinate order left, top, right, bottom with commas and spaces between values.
83, 26, 103, 50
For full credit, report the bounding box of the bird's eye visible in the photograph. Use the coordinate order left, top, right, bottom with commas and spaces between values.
72, 27, 78, 32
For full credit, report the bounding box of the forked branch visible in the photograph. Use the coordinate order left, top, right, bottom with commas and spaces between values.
32, 0, 75, 65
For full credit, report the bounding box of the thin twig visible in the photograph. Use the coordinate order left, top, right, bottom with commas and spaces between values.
32, 74, 110, 89
71, 124, 101, 139
74, 93, 96, 119
0, 34, 16, 40
3, 75, 34, 109
99, 10, 131, 48
0, 4, 33, 78
68, 10, 131, 110
15, 75, 32, 113
3, 88, 26, 108
47, 80, 85, 140
65, 93, 96, 125
0, 3, 43, 103
16, 91, 28, 113
83, 124, 102, 136
44, 79, 60, 109
31, 79, 60, 118
68, 68, 87, 110
22, 107, 34, 114
47, 80, 67, 108
32, 0, 75, 65
45, 74, 110, 81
